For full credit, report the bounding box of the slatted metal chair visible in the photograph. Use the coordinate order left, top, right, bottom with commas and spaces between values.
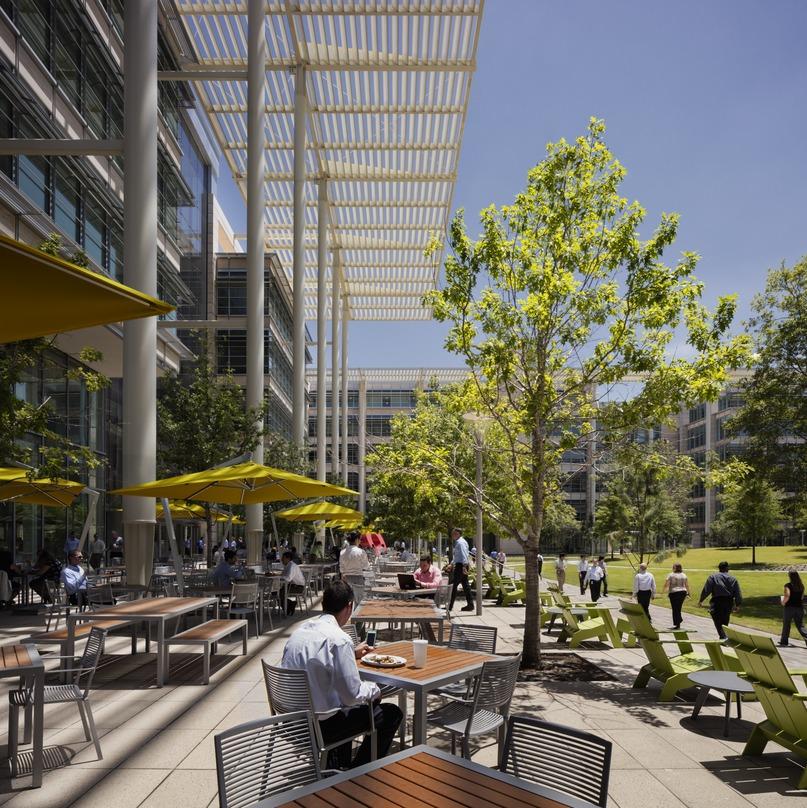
501, 715, 612, 807
343, 574, 366, 605
262, 661, 376, 768
227, 581, 261, 637
41, 579, 71, 631
433, 624, 498, 699
426, 652, 522, 763
8, 626, 107, 775
214, 710, 324, 808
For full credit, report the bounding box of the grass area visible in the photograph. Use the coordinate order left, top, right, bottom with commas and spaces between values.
509, 546, 807, 637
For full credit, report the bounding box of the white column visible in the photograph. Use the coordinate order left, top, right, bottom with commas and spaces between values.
292, 64, 308, 445
316, 179, 328, 482
246, 0, 265, 564
341, 295, 349, 485
330, 265, 340, 480
122, 0, 158, 586
358, 377, 367, 510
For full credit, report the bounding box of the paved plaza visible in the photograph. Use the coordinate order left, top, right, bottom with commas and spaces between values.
0, 584, 805, 808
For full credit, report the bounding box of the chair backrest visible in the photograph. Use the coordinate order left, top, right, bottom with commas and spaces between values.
618, 599, 673, 673
231, 581, 259, 606
75, 626, 107, 697
724, 625, 798, 693
343, 574, 365, 604
474, 653, 522, 712
46, 579, 69, 606
433, 582, 451, 611
262, 662, 316, 716
215, 711, 321, 808
560, 606, 582, 632
448, 623, 498, 654
163, 581, 180, 597
342, 623, 360, 647
87, 584, 114, 610
501, 715, 611, 808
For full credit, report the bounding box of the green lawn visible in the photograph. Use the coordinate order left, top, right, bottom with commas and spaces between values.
510, 546, 807, 637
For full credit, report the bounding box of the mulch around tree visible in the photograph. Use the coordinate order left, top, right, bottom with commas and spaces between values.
518, 652, 616, 682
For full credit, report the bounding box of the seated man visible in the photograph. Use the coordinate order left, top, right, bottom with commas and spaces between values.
61, 550, 88, 607
413, 554, 442, 589
211, 549, 245, 588
0, 549, 22, 607
281, 550, 305, 616
281, 580, 402, 768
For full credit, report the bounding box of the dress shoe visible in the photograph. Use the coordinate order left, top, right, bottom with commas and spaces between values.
460, 605, 474, 612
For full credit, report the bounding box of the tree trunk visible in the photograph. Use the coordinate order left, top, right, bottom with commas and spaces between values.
522, 535, 541, 667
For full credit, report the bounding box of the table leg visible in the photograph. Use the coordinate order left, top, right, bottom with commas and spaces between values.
156, 621, 165, 687
214, 599, 220, 619
736, 692, 742, 720
691, 686, 710, 720
397, 689, 408, 748
723, 690, 731, 736
31, 666, 44, 788
413, 689, 427, 745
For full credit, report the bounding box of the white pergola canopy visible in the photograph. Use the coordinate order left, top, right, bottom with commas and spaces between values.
172, 0, 484, 321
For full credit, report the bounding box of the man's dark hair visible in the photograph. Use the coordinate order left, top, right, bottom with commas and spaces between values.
323, 580, 353, 614
718, 561, 729, 572
419, 554, 432, 563
224, 549, 237, 563
281, 550, 293, 562
347, 531, 359, 544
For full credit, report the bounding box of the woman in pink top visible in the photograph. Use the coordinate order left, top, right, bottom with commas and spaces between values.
413, 554, 443, 589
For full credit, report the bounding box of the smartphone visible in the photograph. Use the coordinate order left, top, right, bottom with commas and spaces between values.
366, 629, 377, 647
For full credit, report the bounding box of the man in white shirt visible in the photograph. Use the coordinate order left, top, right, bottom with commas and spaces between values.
340, 532, 370, 577
598, 555, 608, 596
61, 551, 88, 606
281, 580, 403, 768
577, 555, 589, 595
584, 559, 604, 602
282, 550, 306, 616
89, 535, 106, 572
632, 563, 657, 620
555, 553, 567, 589
449, 527, 474, 612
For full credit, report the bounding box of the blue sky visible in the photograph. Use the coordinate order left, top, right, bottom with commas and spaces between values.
218, 0, 807, 369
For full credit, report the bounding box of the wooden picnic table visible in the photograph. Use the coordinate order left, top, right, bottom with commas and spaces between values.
0, 644, 44, 787
352, 598, 446, 643
358, 640, 495, 745
256, 744, 599, 808
367, 584, 436, 599
65, 596, 218, 687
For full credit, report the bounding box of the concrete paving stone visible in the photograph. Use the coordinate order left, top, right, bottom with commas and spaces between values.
212, 700, 271, 732
605, 729, 700, 770
653, 767, 754, 807
193, 679, 256, 703
607, 770, 688, 808
67, 768, 169, 808
137, 769, 219, 808
90, 698, 171, 731
2, 768, 102, 808
165, 699, 235, 732
176, 731, 217, 770
118, 729, 210, 770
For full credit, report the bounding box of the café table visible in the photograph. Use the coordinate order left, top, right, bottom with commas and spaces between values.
358, 639, 496, 745
0, 644, 44, 787
688, 670, 756, 736
66, 596, 218, 686
367, 584, 436, 600
255, 744, 600, 808
352, 598, 447, 643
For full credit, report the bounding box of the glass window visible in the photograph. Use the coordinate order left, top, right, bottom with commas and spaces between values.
686, 424, 706, 450
19, 0, 51, 69
347, 444, 359, 465
366, 415, 393, 437
53, 165, 80, 243
216, 330, 247, 375
688, 403, 706, 423
84, 196, 106, 267
18, 155, 49, 212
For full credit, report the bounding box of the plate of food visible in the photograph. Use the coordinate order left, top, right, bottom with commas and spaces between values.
362, 653, 407, 668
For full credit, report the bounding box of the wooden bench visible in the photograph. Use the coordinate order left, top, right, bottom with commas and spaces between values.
30, 618, 139, 655
165, 619, 248, 684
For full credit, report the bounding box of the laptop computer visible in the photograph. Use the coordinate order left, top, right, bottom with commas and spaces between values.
397, 573, 418, 590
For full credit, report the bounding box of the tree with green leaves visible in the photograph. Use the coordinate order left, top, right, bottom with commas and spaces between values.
594, 441, 699, 562
425, 119, 751, 665
730, 257, 807, 524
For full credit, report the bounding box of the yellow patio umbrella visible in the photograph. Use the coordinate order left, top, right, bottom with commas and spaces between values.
273, 502, 364, 523
0, 468, 86, 508
155, 501, 208, 521
0, 233, 174, 343
110, 461, 358, 505
324, 519, 362, 530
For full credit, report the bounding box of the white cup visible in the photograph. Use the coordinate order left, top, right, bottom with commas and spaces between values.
412, 639, 428, 668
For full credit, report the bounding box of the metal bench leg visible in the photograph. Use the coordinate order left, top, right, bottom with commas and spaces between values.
84, 700, 103, 759
242, 624, 248, 655
8, 700, 20, 777
203, 642, 211, 685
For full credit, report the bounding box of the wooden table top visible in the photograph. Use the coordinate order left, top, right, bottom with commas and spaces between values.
352, 599, 443, 620
360, 640, 493, 684
262, 745, 593, 808
80, 596, 216, 617
0, 644, 37, 671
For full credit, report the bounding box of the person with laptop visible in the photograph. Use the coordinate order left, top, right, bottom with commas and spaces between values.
339, 531, 370, 578
412, 554, 443, 589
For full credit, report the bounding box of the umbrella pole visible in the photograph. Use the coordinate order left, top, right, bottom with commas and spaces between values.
161, 497, 184, 592
77, 489, 100, 554
270, 511, 279, 547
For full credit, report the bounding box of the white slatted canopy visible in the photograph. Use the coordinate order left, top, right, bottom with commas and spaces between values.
173, 0, 483, 321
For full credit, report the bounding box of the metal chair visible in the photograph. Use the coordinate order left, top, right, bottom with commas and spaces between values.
8, 627, 107, 774
426, 653, 522, 763
214, 711, 324, 808
433, 623, 499, 699
500, 715, 612, 808
301, 568, 315, 614
262, 661, 376, 768
41, 579, 71, 631
343, 574, 366, 605
228, 581, 261, 637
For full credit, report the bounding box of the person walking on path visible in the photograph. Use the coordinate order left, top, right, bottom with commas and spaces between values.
598, 556, 608, 596
663, 563, 691, 629
448, 527, 474, 612
537, 553, 544, 578
698, 560, 742, 640
577, 555, 588, 595
632, 563, 656, 620
584, 559, 604, 602
555, 553, 567, 590
779, 568, 807, 647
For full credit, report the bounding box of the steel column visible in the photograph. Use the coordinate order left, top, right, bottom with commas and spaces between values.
341, 295, 349, 485
245, 0, 266, 556
292, 64, 308, 444
316, 179, 328, 482
122, 0, 158, 586
358, 377, 367, 511
331, 266, 340, 480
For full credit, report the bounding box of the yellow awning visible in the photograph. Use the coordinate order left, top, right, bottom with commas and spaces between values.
110, 461, 358, 506
0, 233, 174, 343
274, 502, 364, 523
0, 468, 85, 507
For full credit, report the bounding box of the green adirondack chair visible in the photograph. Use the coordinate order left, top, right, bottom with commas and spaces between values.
619, 599, 732, 701
725, 625, 807, 788
557, 605, 614, 648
